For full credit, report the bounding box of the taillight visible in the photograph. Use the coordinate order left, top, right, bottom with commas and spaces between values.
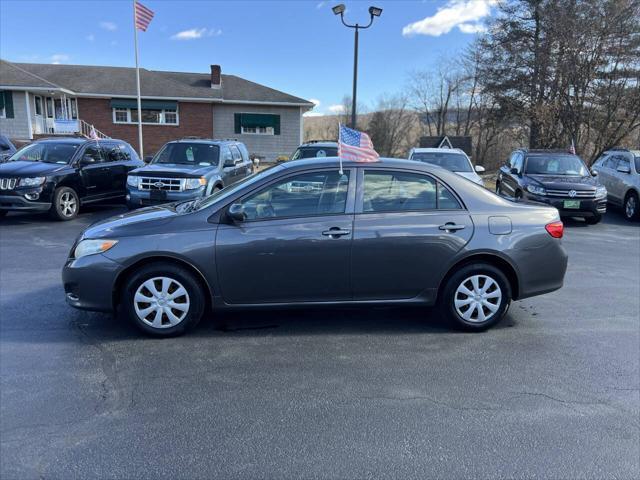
545, 221, 564, 238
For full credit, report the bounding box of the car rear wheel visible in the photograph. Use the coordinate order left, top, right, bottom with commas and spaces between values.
122, 263, 205, 337
50, 187, 79, 221
624, 192, 639, 221
439, 263, 512, 332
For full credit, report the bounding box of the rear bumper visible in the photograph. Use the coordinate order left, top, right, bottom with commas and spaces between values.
62, 253, 121, 312
0, 194, 51, 212
126, 186, 205, 208
524, 193, 607, 217
514, 239, 568, 300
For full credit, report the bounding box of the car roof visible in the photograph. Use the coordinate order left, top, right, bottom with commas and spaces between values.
34, 137, 125, 145
410, 148, 466, 154
167, 138, 240, 145
298, 141, 338, 148
281, 156, 454, 173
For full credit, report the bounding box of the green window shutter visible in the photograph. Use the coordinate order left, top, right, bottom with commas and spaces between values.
273, 115, 280, 135
238, 113, 281, 134
234, 113, 241, 134
110, 98, 177, 110
3, 91, 14, 118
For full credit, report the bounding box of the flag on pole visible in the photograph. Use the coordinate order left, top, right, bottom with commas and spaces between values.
89, 125, 100, 140
134, 1, 154, 31
338, 124, 380, 162
569, 139, 576, 155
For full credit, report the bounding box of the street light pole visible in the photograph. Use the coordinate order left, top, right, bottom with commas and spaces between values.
332, 5, 382, 130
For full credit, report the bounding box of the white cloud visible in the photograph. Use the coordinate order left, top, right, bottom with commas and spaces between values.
402, 0, 496, 37
303, 111, 324, 117
316, 1, 327, 8
100, 21, 117, 31
309, 98, 321, 107
328, 104, 346, 114
171, 28, 222, 40
304, 99, 323, 117
86, 34, 95, 42
50, 54, 70, 64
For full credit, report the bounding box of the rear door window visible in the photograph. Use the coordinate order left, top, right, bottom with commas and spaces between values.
363, 171, 437, 212
230, 145, 242, 162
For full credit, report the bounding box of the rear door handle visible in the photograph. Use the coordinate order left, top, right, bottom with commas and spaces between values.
322, 228, 351, 238
439, 223, 466, 232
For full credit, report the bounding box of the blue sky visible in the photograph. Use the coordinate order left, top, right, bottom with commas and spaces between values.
0, 1, 496, 115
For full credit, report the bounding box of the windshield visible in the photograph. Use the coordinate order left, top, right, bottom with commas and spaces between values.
410, 152, 473, 172
153, 143, 219, 166
525, 155, 589, 176
292, 146, 338, 160
9, 142, 79, 164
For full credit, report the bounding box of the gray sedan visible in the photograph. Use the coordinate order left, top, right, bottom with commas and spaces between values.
62, 158, 568, 336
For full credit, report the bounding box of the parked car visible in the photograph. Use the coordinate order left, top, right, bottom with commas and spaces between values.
496, 149, 607, 224
289, 140, 338, 160
0, 137, 141, 220
408, 148, 485, 186
591, 148, 640, 221
0, 134, 17, 163
126, 139, 253, 209
63, 157, 568, 337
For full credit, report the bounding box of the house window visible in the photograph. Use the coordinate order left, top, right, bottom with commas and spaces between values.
112, 106, 179, 125
45, 97, 54, 118
234, 113, 280, 136
34, 96, 43, 115
0, 90, 14, 119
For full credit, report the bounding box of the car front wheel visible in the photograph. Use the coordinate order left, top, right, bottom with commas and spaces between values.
122, 263, 205, 337
439, 263, 512, 331
50, 187, 79, 221
624, 192, 639, 221
585, 213, 602, 225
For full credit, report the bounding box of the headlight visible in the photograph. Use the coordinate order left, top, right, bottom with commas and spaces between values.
184, 177, 207, 190
127, 175, 139, 188
74, 239, 118, 259
526, 184, 546, 196
19, 176, 46, 187
596, 186, 607, 198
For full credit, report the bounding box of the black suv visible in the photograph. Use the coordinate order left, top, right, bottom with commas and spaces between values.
496, 149, 607, 224
289, 140, 338, 160
0, 138, 142, 220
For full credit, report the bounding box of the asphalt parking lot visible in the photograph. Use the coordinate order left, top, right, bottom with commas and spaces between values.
1, 205, 638, 479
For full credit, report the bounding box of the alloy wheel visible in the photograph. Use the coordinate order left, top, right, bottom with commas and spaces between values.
625, 195, 636, 219
134, 276, 190, 328
454, 274, 502, 323
59, 192, 77, 218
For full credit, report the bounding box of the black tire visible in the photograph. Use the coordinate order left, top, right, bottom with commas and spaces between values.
623, 192, 639, 221
514, 190, 523, 202
50, 186, 79, 221
585, 213, 602, 225
438, 263, 512, 332
121, 263, 206, 337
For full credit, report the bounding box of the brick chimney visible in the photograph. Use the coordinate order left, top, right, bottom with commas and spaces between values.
210, 64, 221, 89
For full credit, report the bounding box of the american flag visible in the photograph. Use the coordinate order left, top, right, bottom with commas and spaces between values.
135, 1, 154, 32
569, 139, 576, 155
338, 124, 379, 162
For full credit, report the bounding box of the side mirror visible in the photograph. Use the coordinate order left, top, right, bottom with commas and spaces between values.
510, 167, 519, 175
223, 157, 235, 168
81, 155, 95, 166
591, 168, 599, 176
227, 203, 246, 222
617, 165, 631, 174
144, 155, 153, 164
474, 165, 486, 173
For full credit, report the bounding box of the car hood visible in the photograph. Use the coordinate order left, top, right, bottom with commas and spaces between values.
130, 163, 215, 177
456, 171, 483, 184
82, 205, 180, 239
0, 160, 69, 176
525, 174, 599, 190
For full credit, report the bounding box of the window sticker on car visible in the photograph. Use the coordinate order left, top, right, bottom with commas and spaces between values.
316, 150, 327, 157
186, 147, 194, 162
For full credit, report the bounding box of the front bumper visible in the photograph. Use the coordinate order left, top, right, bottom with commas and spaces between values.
62, 253, 122, 312
0, 194, 51, 212
523, 193, 607, 217
126, 186, 205, 208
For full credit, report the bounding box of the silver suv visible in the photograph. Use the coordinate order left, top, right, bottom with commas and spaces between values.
592, 148, 640, 221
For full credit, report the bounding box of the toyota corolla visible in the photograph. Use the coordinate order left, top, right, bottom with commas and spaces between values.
62, 158, 568, 336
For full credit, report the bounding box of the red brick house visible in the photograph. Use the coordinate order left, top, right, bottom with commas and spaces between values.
0, 60, 314, 160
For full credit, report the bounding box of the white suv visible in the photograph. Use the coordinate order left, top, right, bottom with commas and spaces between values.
408, 148, 485, 186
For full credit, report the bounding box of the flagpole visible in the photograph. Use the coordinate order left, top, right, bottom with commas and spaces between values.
338, 123, 343, 175
133, 0, 143, 159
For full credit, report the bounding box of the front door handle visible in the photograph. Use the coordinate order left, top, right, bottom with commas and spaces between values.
439, 223, 466, 232
322, 227, 351, 238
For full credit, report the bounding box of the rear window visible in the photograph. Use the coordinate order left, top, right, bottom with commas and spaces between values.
292, 146, 338, 160
153, 143, 219, 166
410, 152, 473, 172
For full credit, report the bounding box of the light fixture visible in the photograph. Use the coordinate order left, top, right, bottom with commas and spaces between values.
368, 6, 383, 17
332, 4, 346, 15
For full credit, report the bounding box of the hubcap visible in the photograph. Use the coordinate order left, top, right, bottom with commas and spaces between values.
454, 274, 502, 323
59, 192, 77, 217
134, 277, 190, 329
626, 196, 636, 218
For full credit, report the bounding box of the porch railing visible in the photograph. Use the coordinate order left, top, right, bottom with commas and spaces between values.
79, 119, 110, 139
